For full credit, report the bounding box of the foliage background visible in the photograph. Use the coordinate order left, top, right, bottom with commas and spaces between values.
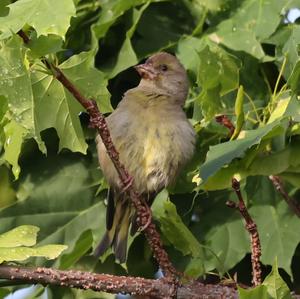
1, 0, 300, 298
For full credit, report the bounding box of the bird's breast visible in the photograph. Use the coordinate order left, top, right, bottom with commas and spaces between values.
114, 114, 195, 193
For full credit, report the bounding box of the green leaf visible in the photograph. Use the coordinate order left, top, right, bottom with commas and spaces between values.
106, 2, 150, 78
3, 120, 27, 178
0, 166, 16, 208
31, 49, 111, 154
248, 140, 300, 176
197, 42, 239, 96
199, 120, 283, 183
28, 34, 63, 59
0, 225, 38, 247
0, 36, 35, 132
59, 230, 93, 270
197, 41, 240, 119
269, 24, 300, 79
0, 225, 67, 263
197, 0, 225, 11
231, 86, 245, 140
200, 207, 249, 272
134, 1, 195, 57
238, 285, 269, 299
0, 244, 67, 263
176, 36, 205, 80
263, 258, 293, 299
0, 35, 43, 177
178, 38, 240, 120
0, 95, 7, 122
152, 190, 205, 277
288, 60, 300, 95
211, 0, 287, 59
93, 0, 149, 39
0, 0, 75, 39
210, 23, 265, 60
0, 154, 105, 267
251, 201, 300, 276
248, 177, 300, 275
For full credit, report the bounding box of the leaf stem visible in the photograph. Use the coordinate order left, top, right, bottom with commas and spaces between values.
273, 57, 287, 99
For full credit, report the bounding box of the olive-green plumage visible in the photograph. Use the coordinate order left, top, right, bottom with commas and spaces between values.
94, 52, 196, 262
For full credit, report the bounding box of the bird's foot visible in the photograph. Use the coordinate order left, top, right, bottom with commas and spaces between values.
88, 114, 102, 129
121, 176, 134, 193
139, 203, 152, 232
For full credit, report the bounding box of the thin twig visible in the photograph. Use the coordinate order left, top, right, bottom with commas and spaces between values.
17, 30, 178, 282
226, 178, 262, 286
215, 114, 235, 137
269, 175, 300, 218
0, 265, 239, 299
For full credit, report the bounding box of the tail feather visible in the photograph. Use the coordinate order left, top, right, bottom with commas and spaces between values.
94, 191, 133, 263
93, 230, 113, 258
94, 191, 158, 262
113, 206, 131, 263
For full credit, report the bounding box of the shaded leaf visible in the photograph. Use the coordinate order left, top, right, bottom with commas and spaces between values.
211, 0, 287, 59
251, 201, 300, 276
134, 1, 195, 57
93, 0, 150, 39
248, 177, 300, 275
0, 154, 105, 267
106, 2, 150, 78
152, 190, 205, 277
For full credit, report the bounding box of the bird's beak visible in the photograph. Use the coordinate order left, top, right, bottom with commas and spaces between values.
134, 63, 158, 80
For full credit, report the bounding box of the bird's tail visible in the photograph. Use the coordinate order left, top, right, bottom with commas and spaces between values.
94, 190, 133, 263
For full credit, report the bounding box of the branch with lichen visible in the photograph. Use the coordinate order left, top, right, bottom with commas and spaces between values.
17, 30, 178, 281
0, 265, 240, 299
269, 175, 300, 218
226, 178, 262, 286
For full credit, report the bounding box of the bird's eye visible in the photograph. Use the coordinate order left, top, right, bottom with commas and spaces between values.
160, 64, 168, 72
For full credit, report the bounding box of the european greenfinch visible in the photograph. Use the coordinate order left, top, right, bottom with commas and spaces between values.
94, 52, 196, 262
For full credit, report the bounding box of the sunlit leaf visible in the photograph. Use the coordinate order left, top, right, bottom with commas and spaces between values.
0, 225, 67, 263
263, 258, 293, 299
200, 120, 283, 183
0, 225, 38, 248
0, 0, 75, 39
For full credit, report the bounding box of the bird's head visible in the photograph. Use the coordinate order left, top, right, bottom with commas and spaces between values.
135, 52, 189, 106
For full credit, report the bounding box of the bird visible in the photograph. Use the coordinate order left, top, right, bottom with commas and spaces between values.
94, 52, 196, 263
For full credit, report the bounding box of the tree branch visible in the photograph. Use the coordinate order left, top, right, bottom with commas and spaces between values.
227, 178, 262, 286
0, 265, 239, 299
269, 175, 300, 218
17, 30, 178, 281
